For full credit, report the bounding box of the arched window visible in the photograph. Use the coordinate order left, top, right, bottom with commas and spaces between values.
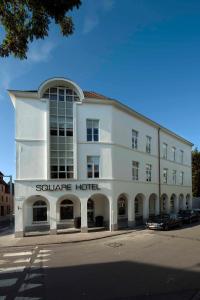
33, 200, 47, 222
118, 197, 126, 216
60, 199, 74, 220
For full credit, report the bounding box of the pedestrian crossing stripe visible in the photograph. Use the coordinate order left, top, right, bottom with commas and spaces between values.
4, 251, 32, 257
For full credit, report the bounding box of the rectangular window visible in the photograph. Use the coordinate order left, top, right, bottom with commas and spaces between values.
163, 168, 168, 184
87, 156, 100, 178
172, 147, 176, 161
146, 136, 151, 153
172, 170, 176, 185
180, 150, 184, 164
132, 130, 138, 149
86, 119, 99, 142
146, 164, 152, 182
162, 143, 167, 159
180, 171, 184, 185
132, 161, 139, 181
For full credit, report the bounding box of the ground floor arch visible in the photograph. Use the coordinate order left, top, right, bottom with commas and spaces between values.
170, 194, 177, 213
135, 193, 145, 225
56, 194, 80, 229
149, 193, 158, 216
87, 193, 110, 229
179, 194, 184, 210
24, 195, 50, 233
160, 194, 169, 214
117, 193, 128, 228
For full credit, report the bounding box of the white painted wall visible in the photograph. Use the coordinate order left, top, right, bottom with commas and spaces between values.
11, 78, 193, 235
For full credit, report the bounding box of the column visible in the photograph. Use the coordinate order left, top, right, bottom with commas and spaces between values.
110, 195, 118, 231
81, 197, 88, 233
143, 196, 149, 222
50, 199, 57, 235
128, 196, 135, 228
15, 197, 24, 237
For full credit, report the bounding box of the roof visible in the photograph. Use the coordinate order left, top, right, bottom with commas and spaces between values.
83, 91, 112, 100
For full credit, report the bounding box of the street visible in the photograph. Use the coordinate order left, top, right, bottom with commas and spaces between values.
0, 224, 200, 299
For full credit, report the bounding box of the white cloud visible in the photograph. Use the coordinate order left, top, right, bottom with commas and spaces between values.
28, 40, 56, 62
83, 16, 99, 34
83, 0, 115, 34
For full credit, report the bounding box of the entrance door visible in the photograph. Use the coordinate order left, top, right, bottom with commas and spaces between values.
87, 199, 94, 227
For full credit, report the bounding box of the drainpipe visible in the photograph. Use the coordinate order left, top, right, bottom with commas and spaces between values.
158, 128, 161, 214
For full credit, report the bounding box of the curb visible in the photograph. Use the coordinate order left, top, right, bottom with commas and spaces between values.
0, 228, 144, 249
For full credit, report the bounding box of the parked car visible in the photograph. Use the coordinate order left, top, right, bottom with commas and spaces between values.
146, 214, 182, 230
178, 210, 199, 224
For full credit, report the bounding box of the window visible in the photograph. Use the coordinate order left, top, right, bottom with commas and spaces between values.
172, 170, 176, 185
172, 147, 176, 161
146, 164, 152, 182
86, 120, 99, 142
163, 168, 168, 184
87, 156, 100, 178
180, 150, 184, 164
162, 143, 167, 159
33, 200, 47, 222
46, 87, 79, 179
118, 197, 126, 216
132, 130, 138, 149
60, 199, 73, 220
180, 171, 184, 185
132, 161, 139, 181
146, 136, 151, 153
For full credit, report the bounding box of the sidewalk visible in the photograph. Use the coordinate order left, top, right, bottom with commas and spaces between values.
0, 226, 143, 249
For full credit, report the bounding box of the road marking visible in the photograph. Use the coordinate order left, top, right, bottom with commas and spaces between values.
13, 258, 30, 264
19, 283, 43, 292
4, 251, 32, 257
0, 278, 18, 287
0, 266, 25, 274
36, 253, 50, 258
0, 259, 9, 265
39, 249, 51, 253
33, 259, 49, 264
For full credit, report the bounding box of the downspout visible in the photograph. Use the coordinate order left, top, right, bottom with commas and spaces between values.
158, 127, 161, 213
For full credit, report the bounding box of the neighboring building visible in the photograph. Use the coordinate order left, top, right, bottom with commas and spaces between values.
9, 78, 193, 237
0, 172, 14, 222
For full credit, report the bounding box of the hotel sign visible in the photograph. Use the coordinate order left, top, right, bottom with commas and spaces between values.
36, 184, 101, 192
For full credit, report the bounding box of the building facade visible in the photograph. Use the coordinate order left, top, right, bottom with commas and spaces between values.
0, 172, 14, 223
9, 78, 193, 237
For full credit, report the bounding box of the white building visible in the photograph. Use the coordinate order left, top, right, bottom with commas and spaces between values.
9, 78, 193, 237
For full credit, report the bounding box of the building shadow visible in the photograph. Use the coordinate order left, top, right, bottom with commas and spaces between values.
1, 260, 200, 299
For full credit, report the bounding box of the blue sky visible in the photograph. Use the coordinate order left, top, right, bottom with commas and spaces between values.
1, 0, 200, 178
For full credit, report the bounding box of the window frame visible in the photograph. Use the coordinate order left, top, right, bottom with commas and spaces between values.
146, 164, 152, 182
163, 168, 168, 184
146, 135, 152, 154
86, 119, 99, 142
87, 156, 100, 179
162, 143, 168, 159
132, 161, 139, 181
132, 129, 138, 150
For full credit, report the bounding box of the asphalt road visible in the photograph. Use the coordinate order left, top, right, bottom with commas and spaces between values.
1, 223, 200, 299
